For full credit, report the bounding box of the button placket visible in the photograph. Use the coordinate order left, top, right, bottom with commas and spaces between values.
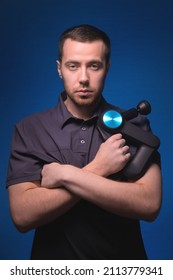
80, 125, 87, 146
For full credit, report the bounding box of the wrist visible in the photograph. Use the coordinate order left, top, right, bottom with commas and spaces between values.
59, 164, 68, 185
84, 160, 107, 177
60, 165, 77, 186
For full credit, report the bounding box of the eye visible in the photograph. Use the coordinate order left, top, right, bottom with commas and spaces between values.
90, 62, 103, 71
66, 63, 79, 71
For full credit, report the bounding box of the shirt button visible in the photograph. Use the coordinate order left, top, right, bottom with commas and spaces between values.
82, 127, 87, 131
80, 140, 86, 144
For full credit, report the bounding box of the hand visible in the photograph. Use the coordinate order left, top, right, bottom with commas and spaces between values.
41, 162, 64, 188
86, 133, 131, 177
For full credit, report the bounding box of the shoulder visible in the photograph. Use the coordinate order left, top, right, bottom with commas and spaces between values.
15, 106, 58, 133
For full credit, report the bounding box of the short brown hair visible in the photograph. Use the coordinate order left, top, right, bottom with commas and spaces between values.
58, 24, 111, 63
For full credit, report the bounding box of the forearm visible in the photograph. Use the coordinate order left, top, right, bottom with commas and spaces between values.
40, 133, 162, 222
9, 154, 110, 233
8, 181, 80, 232
60, 163, 162, 221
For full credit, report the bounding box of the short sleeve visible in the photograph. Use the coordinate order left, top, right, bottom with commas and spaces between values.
6, 122, 42, 186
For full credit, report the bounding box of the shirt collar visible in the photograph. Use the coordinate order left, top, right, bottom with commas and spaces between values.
56, 91, 111, 129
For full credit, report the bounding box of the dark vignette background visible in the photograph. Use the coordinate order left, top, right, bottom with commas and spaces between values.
0, 0, 173, 259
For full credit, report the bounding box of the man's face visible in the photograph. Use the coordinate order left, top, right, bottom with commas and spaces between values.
57, 39, 110, 117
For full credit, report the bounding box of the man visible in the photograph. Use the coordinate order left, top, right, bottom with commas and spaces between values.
7, 24, 162, 259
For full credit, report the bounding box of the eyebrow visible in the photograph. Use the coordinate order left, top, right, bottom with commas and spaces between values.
88, 60, 103, 65
65, 61, 80, 65
64, 60, 103, 65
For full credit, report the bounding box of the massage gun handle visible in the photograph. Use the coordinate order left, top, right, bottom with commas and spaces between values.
123, 145, 154, 180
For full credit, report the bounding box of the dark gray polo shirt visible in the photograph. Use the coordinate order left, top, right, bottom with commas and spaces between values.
7, 93, 108, 185
7, 92, 157, 259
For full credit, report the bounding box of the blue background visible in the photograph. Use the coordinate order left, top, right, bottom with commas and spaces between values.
1, 0, 173, 259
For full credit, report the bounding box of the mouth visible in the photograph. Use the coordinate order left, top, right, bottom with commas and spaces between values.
76, 89, 93, 95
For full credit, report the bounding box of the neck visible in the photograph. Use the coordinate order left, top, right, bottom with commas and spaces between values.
64, 98, 101, 120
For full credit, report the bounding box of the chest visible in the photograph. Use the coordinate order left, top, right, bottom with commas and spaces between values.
32, 120, 103, 168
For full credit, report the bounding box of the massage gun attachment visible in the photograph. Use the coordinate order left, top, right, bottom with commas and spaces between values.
97, 100, 160, 180
123, 100, 151, 120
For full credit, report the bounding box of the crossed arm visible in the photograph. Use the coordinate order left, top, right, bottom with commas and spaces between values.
8, 134, 162, 233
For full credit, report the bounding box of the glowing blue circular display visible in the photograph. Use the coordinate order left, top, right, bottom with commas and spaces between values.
103, 110, 123, 129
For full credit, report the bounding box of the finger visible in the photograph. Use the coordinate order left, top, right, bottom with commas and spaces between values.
122, 145, 130, 154
109, 133, 123, 141
125, 152, 131, 162
119, 138, 126, 148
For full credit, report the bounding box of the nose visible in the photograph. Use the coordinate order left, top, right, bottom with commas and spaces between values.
79, 67, 89, 86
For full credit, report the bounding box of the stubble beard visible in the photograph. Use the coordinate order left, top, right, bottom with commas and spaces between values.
69, 92, 102, 110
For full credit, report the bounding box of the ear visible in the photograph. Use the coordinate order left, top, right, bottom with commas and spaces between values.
56, 60, 62, 79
